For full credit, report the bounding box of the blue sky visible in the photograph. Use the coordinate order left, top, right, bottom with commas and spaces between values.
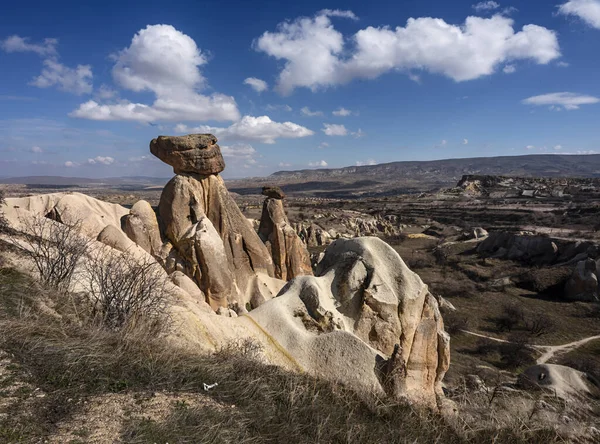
1, 0, 599, 179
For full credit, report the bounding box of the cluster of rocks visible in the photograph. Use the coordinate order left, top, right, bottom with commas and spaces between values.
454, 174, 600, 199
294, 214, 401, 248
478, 230, 600, 302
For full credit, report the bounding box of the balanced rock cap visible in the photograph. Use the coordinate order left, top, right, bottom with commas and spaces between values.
262, 186, 286, 199
150, 134, 225, 175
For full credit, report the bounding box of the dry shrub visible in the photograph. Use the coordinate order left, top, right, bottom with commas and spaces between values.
494, 303, 524, 333
82, 248, 172, 331
9, 214, 90, 291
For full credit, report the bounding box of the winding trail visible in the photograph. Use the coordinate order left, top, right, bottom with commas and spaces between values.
463, 331, 600, 364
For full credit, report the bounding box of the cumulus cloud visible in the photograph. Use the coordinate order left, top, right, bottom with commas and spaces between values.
31, 58, 93, 95
522, 92, 600, 110
472, 1, 500, 12
255, 11, 560, 94
558, 0, 600, 29
463, 139, 469, 145
278, 162, 292, 167
318, 142, 330, 149
351, 128, 365, 138
176, 115, 314, 144
71, 25, 239, 122
244, 77, 268, 92
503, 64, 516, 74
221, 143, 257, 158
332, 107, 352, 116
322, 123, 348, 136
30, 146, 43, 153
1, 35, 93, 95
0, 35, 57, 56
87, 156, 114, 165
308, 160, 328, 167
64, 161, 77, 167
301, 106, 323, 116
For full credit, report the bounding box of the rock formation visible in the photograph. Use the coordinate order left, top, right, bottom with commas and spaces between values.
565, 258, 600, 302
151, 134, 276, 309
258, 186, 312, 280
122, 200, 163, 257
250, 237, 450, 407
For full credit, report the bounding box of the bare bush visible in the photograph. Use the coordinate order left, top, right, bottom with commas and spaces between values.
82, 248, 172, 331
11, 214, 90, 291
525, 313, 556, 337
494, 303, 524, 332
499, 334, 535, 369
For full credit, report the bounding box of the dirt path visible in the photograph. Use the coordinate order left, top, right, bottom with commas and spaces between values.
535, 334, 600, 365
463, 330, 600, 364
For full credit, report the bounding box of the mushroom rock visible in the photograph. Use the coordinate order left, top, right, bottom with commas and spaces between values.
262, 185, 286, 199
150, 134, 225, 175
122, 200, 163, 256
152, 134, 276, 308
258, 189, 312, 280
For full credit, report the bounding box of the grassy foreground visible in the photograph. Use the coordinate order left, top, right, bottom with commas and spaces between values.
0, 263, 564, 443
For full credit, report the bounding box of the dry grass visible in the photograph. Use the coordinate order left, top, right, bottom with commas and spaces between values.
0, 264, 573, 443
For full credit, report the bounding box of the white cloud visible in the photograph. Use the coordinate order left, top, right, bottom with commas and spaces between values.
351, 128, 365, 138
95, 84, 118, 100
30, 146, 43, 153
244, 77, 268, 93
355, 159, 376, 166
87, 156, 114, 165
332, 107, 352, 116
472, 1, 500, 12
31, 58, 93, 95
278, 162, 292, 167
463, 139, 469, 145
266, 104, 292, 112
525, 145, 536, 150
0, 35, 57, 56
308, 160, 328, 167
522, 92, 600, 110
2, 35, 93, 95
319, 9, 358, 20
558, 0, 600, 29
220, 143, 257, 158
301, 106, 323, 116
71, 25, 239, 122
176, 115, 314, 144
408, 73, 421, 83
440, 139, 448, 147
503, 64, 516, 74
322, 123, 348, 136
554, 145, 563, 150
255, 12, 560, 94
64, 161, 77, 167
318, 142, 330, 149
557, 61, 570, 67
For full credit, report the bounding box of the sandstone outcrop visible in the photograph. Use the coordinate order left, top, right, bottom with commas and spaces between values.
150, 134, 225, 175
258, 189, 312, 280
152, 135, 276, 308
250, 237, 450, 407
122, 200, 162, 256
